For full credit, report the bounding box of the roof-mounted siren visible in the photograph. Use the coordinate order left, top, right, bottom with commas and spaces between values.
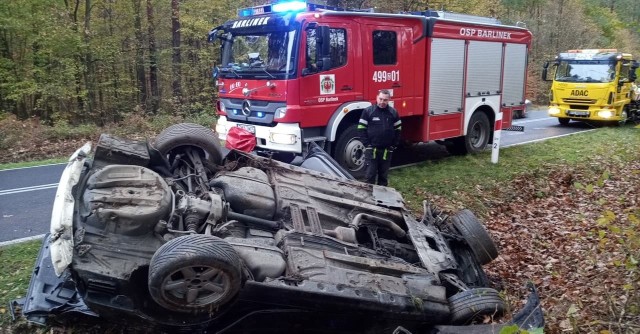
237, 1, 372, 17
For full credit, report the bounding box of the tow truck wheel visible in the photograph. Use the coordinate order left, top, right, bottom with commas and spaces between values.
448, 288, 507, 324
558, 118, 570, 126
148, 234, 242, 313
450, 209, 498, 265
618, 108, 628, 126
154, 123, 223, 165
333, 124, 367, 179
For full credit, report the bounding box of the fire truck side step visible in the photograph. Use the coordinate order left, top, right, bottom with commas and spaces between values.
303, 136, 327, 143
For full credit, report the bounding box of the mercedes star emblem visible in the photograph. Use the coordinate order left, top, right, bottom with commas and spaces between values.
241, 100, 251, 116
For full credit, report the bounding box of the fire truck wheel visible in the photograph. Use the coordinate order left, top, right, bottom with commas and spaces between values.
558, 118, 571, 126
465, 112, 490, 153
334, 124, 367, 179
446, 112, 490, 155
154, 123, 223, 165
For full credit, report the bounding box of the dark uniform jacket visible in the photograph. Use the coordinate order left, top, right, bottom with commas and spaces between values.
357, 105, 402, 148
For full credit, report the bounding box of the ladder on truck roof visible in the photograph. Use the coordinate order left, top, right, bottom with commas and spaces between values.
406, 10, 501, 25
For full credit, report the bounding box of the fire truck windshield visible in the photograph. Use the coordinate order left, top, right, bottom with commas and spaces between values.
554, 60, 616, 83
219, 29, 297, 79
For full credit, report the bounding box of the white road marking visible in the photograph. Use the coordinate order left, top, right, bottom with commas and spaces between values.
512, 117, 553, 124
0, 162, 65, 172
504, 129, 597, 147
0, 183, 58, 196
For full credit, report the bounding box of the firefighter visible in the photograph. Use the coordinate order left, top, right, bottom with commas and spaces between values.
358, 89, 402, 186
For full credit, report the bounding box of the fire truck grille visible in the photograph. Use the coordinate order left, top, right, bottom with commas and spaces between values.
563, 98, 596, 104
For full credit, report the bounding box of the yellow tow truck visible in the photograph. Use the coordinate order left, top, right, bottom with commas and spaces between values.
542, 49, 639, 125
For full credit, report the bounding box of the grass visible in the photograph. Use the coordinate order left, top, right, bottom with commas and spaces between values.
390, 126, 640, 214
0, 158, 67, 171
0, 240, 43, 330
0, 125, 638, 332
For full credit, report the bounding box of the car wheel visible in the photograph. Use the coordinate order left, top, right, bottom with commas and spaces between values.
558, 118, 570, 126
154, 123, 223, 165
333, 124, 367, 179
148, 234, 242, 313
450, 209, 498, 265
448, 288, 507, 324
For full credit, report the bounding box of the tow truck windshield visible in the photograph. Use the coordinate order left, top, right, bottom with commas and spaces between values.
554, 60, 616, 83
219, 29, 297, 79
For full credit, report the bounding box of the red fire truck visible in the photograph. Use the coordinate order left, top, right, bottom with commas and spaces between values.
209, 2, 532, 177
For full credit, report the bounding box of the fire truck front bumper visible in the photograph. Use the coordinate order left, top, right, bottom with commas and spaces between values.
216, 116, 302, 153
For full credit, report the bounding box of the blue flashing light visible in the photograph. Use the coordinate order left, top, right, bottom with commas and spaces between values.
239, 8, 254, 17
272, 1, 307, 12
256, 111, 265, 118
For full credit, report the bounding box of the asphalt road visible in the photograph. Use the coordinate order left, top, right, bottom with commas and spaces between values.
0, 110, 596, 244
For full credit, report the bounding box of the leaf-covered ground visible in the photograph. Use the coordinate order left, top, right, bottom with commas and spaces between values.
482, 157, 640, 333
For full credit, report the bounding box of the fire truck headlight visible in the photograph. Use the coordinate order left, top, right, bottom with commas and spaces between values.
275, 107, 287, 119
548, 106, 560, 115
597, 110, 614, 118
217, 101, 227, 115
269, 132, 297, 145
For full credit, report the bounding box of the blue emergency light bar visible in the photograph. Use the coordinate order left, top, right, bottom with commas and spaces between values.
238, 1, 368, 17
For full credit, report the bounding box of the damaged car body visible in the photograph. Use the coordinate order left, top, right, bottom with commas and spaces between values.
12, 123, 544, 333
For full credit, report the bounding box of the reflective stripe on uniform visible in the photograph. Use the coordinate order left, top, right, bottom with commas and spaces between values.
358, 118, 368, 130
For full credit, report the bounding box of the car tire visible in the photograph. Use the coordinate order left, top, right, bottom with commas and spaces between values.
333, 124, 367, 179
148, 234, 242, 313
154, 123, 223, 165
446, 112, 490, 155
450, 209, 498, 265
448, 288, 507, 324
558, 118, 570, 126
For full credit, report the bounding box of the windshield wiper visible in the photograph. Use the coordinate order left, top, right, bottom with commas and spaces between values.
220, 66, 241, 78
259, 67, 275, 79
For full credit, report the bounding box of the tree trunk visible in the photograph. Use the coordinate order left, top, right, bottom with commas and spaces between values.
83, 0, 96, 123
171, 0, 182, 100
133, 0, 147, 110
147, 0, 159, 113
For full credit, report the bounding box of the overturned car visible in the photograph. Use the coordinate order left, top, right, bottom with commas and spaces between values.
13, 123, 543, 333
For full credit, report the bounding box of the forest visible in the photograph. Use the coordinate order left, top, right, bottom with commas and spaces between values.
0, 0, 639, 128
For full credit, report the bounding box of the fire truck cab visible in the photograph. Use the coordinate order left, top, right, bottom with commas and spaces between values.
210, 1, 532, 178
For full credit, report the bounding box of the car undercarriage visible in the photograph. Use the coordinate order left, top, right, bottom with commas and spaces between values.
11, 123, 544, 333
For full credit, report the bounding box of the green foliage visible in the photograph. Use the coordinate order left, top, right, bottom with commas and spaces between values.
0, 240, 42, 328
43, 120, 99, 141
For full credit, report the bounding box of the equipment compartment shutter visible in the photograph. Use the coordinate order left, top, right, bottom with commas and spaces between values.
502, 43, 527, 106
466, 41, 502, 96
428, 38, 464, 115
